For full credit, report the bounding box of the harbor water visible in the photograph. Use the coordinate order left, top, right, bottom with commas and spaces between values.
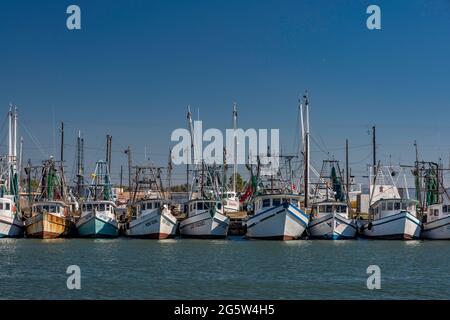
0, 238, 449, 300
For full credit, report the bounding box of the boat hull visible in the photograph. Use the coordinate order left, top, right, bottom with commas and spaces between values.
126, 211, 178, 239
180, 211, 229, 238
25, 212, 73, 239
0, 215, 24, 238
245, 204, 309, 240
308, 213, 357, 240
421, 216, 450, 240
360, 211, 421, 240
76, 212, 119, 238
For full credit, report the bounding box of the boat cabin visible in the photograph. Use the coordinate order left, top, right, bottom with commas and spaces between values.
186, 199, 223, 216
311, 201, 348, 218
426, 203, 450, 223
253, 194, 302, 213
81, 200, 116, 215
135, 199, 164, 219
0, 197, 14, 217
370, 198, 417, 220
32, 201, 69, 217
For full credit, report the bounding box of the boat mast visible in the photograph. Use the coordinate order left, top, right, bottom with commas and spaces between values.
345, 139, 350, 202
372, 126, 376, 168
187, 105, 195, 199
76, 131, 85, 197
232, 103, 238, 195
60, 121, 65, 200
303, 92, 310, 209
413, 140, 422, 211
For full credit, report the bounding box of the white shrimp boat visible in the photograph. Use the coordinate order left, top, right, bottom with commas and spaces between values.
0, 197, 23, 238
360, 166, 421, 240
421, 203, 450, 239
0, 106, 24, 238
126, 198, 178, 239
246, 194, 308, 240
308, 201, 357, 239
180, 199, 229, 238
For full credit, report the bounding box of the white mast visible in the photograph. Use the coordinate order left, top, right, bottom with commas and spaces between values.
232, 102, 238, 194
8, 105, 12, 168
13, 106, 17, 171
303, 92, 310, 208
187, 105, 195, 198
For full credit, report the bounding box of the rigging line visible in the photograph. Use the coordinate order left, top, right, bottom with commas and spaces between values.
19, 122, 48, 159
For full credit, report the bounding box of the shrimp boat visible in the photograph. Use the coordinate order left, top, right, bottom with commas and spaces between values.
309, 201, 356, 239
246, 193, 308, 240
415, 161, 450, 239
179, 107, 230, 238
25, 159, 75, 238
125, 166, 178, 239
76, 160, 119, 238
359, 165, 421, 240
308, 161, 357, 239
245, 94, 311, 240
180, 198, 229, 238
422, 202, 450, 239
0, 196, 23, 238
0, 106, 24, 238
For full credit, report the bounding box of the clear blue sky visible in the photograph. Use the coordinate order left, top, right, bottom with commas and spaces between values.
1, 0, 450, 186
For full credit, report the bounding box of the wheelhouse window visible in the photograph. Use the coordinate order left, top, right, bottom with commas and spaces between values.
381, 202, 386, 211
387, 202, 393, 211
87, 204, 92, 211
318, 205, 326, 213
217, 203, 222, 210
262, 199, 271, 208
49, 206, 56, 213
337, 205, 347, 213
394, 202, 401, 211
5, 203, 9, 210
401, 203, 408, 210
0, 203, 3, 210
326, 205, 333, 213
272, 199, 281, 206
291, 199, 299, 205
99, 204, 106, 211
443, 205, 448, 213
197, 202, 204, 210
155, 202, 161, 209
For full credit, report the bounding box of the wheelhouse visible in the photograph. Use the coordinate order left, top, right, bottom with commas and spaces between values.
186, 200, 223, 215
427, 203, 450, 222
0, 198, 13, 216
32, 201, 68, 217
370, 198, 417, 219
137, 199, 163, 214
81, 201, 116, 214
312, 202, 348, 215
253, 194, 302, 212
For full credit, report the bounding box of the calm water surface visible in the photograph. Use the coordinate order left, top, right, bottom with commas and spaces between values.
0, 238, 449, 300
